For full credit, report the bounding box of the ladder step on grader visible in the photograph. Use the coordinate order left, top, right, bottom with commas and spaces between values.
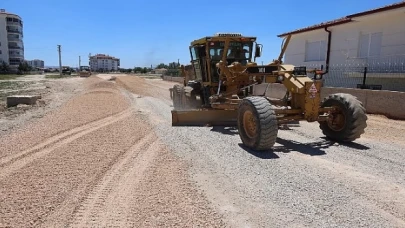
169, 32, 367, 151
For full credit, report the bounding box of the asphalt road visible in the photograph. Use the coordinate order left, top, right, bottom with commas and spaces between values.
124, 77, 405, 228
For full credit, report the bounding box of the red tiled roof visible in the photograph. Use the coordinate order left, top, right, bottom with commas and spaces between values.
277, 1, 405, 37
277, 17, 352, 37
347, 1, 405, 17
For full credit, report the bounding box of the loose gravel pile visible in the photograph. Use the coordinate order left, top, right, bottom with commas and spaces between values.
363, 114, 405, 146
115, 76, 178, 104
0, 76, 225, 227
0, 76, 83, 135
0, 76, 130, 158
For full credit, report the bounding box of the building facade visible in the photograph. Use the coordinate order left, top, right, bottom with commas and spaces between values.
27, 59, 44, 68
0, 9, 24, 70
89, 54, 120, 72
277, 2, 405, 91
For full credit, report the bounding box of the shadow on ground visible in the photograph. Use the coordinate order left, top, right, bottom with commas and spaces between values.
211, 126, 370, 159
210, 123, 301, 135
239, 138, 333, 159
210, 126, 239, 135
319, 137, 370, 150
239, 137, 370, 159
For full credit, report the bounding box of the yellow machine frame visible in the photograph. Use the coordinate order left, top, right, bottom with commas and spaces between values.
169, 32, 367, 151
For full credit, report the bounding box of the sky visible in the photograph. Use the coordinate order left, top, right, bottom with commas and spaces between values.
1, 0, 401, 68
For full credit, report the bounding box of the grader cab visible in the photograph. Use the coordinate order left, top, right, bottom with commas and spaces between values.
169, 32, 367, 151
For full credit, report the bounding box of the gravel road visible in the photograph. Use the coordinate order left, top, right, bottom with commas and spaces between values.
0, 75, 224, 227
1, 74, 404, 228
117, 76, 405, 228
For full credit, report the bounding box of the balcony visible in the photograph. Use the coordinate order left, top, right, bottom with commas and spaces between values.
7, 37, 22, 42
9, 58, 23, 66
8, 46, 24, 51
7, 29, 23, 36
9, 52, 24, 58
6, 19, 23, 27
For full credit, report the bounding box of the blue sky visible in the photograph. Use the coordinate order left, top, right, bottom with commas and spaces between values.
1, 0, 400, 68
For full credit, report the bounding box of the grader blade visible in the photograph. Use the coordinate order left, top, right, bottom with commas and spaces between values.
171, 109, 237, 126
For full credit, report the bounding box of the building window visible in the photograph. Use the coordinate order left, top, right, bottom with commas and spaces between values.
358, 32, 382, 58
305, 40, 326, 61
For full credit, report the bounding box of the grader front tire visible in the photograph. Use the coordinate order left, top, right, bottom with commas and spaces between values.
319, 93, 367, 142
237, 97, 278, 151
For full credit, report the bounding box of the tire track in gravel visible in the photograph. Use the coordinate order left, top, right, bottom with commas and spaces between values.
0, 107, 134, 180
68, 132, 159, 227
296, 154, 405, 225
122, 79, 405, 227
268, 122, 405, 225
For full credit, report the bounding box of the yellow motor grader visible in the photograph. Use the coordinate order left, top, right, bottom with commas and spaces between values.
169, 33, 367, 151
79, 66, 92, 77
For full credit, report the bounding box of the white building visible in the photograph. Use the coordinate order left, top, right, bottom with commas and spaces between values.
89, 54, 120, 72
277, 1, 405, 91
27, 59, 44, 68
0, 9, 24, 71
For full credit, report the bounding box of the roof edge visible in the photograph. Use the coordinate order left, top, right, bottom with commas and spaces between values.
277, 1, 405, 37
347, 1, 405, 17
277, 18, 352, 37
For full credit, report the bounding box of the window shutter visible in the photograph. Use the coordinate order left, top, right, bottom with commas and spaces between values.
369, 32, 382, 57
306, 41, 321, 61
319, 40, 327, 61
359, 33, 369, 58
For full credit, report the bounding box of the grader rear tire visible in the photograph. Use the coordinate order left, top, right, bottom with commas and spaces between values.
319, 93, 367, 142
237, 96, 278, 151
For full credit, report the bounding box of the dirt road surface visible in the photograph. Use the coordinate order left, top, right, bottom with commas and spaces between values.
1, 74, 404, 228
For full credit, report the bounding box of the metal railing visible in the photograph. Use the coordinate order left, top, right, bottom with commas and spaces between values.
301, 55, 405, 92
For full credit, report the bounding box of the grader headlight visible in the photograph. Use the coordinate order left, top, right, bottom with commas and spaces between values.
315, 74, 323, 80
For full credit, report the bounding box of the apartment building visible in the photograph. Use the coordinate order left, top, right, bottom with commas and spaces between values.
0, 9, 24, 70
89, 54, 120, 71
27, 59, 45, 68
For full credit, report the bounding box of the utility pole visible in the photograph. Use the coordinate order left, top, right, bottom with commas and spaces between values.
57, 45, 62, 76
88, 53, 91, 70
79, 56, 81, 69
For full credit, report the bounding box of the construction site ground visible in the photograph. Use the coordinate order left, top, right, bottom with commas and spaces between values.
1, 74, 404, 228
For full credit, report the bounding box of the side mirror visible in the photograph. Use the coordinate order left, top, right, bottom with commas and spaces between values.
254, 44, 262, 58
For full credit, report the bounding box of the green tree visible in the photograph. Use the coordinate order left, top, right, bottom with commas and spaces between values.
133, 67, 143, 73
18, 61, 31, 74
156, 63, 168, 69
168, 62, 180, 69
0, 62, 10, 74
141, 67, 148, 73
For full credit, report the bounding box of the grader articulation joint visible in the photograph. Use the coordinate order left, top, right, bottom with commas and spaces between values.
169, 32, 367, 151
